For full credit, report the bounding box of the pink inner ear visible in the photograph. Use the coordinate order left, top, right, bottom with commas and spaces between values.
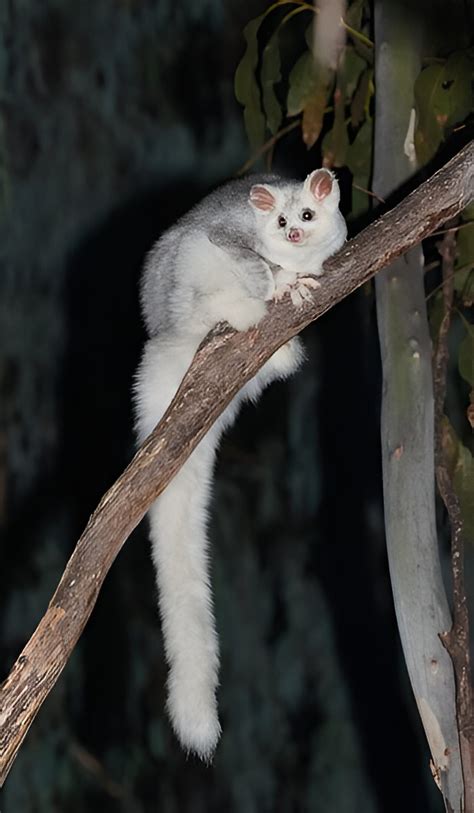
309, 170, 333, 201
249, 185, 276, 212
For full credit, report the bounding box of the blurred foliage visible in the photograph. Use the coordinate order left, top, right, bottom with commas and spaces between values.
414, 51, 474, 165
235, 0, 474, 546
234, 0, 375, 209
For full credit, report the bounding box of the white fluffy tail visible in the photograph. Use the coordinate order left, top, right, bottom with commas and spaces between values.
148, 428, 223, 760
134, 336, 234, 760
134, 334, 303, 760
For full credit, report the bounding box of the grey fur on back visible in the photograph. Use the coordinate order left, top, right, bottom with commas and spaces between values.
140, 174, 289, 337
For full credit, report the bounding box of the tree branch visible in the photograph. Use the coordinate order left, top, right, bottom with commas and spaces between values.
1, 141, 474, 786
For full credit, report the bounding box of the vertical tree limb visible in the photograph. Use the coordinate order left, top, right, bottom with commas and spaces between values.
434, 226, 474, 808
373, 3, 463, 808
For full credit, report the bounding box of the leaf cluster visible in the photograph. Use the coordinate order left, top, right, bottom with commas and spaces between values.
234, 0, 374, 216
235, 0, 474, 544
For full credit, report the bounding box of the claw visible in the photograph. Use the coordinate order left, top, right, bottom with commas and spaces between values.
297, 276, 321, 289
290, 276, 321, 308
274, 275, 321, 308
273, 283, 292, 302
299, 286, 313, 301
290, 288, 304, 307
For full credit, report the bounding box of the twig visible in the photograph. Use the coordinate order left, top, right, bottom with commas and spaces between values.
432, 220, 474, 237
70, 741, 125, 800
0, 140, 473, 787
236, 120, 300, 176
351, 182, 385, 203
433, 223, 474, 810
425, 264, 473, 302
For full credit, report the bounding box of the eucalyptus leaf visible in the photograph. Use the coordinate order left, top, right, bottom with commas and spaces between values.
322, 65, 349, 167
442, 417, 459, 481
351, 67, 371, 127
322, 120, 349, 167
429, 290, 445, 344
345, 0, 366, 31
443, 51, 473, 127
455, 222, 474, 281
287, 50, 334, 148
346, 118, 373, 217
455, 444, 474, 544
456, 208, 474, 300
287, 50, 316, 116
234, 15, 266, 149
345, 0, 373, 63
261, 28, 283, 135
302, 64, 334, 148
414, 64, 445, 164
442, 418, 474, 544
458, 325, 474, 388
414, 50, 474, 165
343, 47, 367, 102
454, 269, 474, 304
352, 40, 373, 65
461, 202, 474, 222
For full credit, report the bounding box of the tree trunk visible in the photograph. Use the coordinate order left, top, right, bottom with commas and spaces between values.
373, 3, 463, 808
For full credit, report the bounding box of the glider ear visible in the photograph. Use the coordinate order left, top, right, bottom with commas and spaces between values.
306, 169, 334, 201
249, 185, 277, 213
305, 169, 340, 210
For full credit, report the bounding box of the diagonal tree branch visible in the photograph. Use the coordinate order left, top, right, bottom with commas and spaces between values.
1, 140, 474, 786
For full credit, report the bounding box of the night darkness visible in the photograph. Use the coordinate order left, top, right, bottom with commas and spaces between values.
0, 1, 470, 811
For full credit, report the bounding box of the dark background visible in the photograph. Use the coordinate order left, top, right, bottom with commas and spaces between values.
0, 1, 453, 811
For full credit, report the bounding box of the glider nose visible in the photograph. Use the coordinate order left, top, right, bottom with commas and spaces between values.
288, 228, 303, 243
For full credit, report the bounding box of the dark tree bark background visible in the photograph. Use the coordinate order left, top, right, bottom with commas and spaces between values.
0, 2, 468, 811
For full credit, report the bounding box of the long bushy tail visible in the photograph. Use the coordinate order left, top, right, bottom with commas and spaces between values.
148, 426, 224, 760
134, 336, 236, 760
134, 334, 304, 760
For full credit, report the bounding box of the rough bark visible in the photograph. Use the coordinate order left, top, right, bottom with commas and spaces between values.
373, 5, 464, 809
0, 141, 474, 787
434, 227, 474, 809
